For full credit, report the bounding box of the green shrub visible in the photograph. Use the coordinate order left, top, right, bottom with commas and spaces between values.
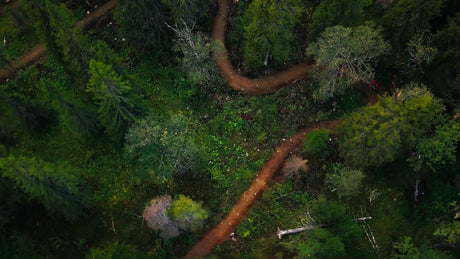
302, 129, 330, 157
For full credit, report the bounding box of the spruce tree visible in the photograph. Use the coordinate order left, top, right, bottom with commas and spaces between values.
0, 155, 92, 221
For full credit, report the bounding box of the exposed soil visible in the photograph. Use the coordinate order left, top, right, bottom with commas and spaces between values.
211, 0, 312, 95
0, 0, 116, 83
184, 1, 381, 258
184, 120, 343, 259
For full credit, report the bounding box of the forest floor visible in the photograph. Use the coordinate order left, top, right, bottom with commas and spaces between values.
185, 0, 381, 258
0, 0, 116, 82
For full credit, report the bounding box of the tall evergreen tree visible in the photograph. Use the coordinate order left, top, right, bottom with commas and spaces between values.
86, 59, 135, 140
0, 155, 92, 221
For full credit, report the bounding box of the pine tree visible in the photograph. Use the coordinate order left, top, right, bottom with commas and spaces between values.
0, 155, 92, 221
86, 59, 135, 140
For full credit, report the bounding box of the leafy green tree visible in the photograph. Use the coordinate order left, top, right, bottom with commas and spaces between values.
86, 59, 135, 140
409, 121, 460, 173
124, 114, 202, 186
242, 0, 305, 68
40, 78, 99, 137
434, 221, 460, 246
0, 155, 91, 221
170, 23, 220, 87
326, 164, 364, 199
406, 33, 438, 76
307, 24, 389, 100
115, 0, 169, 50
303, 129, 330, 158
308, 0, 372, 40
429, 13, 460, 104
167, 194, 208, 232
392, 236, 453, 258
383, 0, 446, 51
338, 85, 444, 168
297, 228, 346, 259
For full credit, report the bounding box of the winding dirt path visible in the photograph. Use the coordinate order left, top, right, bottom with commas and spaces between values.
185, 1, 381, 258
212, 0, 312, 95
0, 0, 116, 83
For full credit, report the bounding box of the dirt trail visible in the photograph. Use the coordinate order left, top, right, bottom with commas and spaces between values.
212, 0, 312, 95
184, 120, 342, 259
0, 0, 116, 83
185, 1, 381, 258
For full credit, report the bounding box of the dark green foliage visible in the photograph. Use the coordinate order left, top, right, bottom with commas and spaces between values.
409, 121, 460, 172
161, 0, 214, 25
308, 0, 372, 40
86, 242, 150, 259
115, 0, 169, 50
41, 78, 99, 137
22, 0, 91, 72
242, 0, 305, 68
87, 59, 135, 140
0, 155, 91, 221
339, 86, 444, 168
310, 197, 347, 225
124, 114, 203, 186
428, 13, 460, 105
297, 228, 345, 259
303, 129, 330, 157
383, 0, 446, 50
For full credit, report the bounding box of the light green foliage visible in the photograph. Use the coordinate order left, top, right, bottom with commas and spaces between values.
87, 59, 135, 139
168, 194, 208, 232
326, 164, 364, 199
307, 24, 389, 100
242, 0, 305, 68
308, 0, 372, 40
86, 242, 150, 259
407, 33, 438, 74
303, 129, 330, 157
115, 0, 169, 50
409, 121, 460, 172
124, 114, 202, 185
434, 221, 460, 246
297, 228, 345, 259
171, 23, 220, 87
0, 155, 91, 221
338, 85, 444, 168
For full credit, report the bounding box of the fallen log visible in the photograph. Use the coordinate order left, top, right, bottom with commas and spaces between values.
276, 224, 327, 239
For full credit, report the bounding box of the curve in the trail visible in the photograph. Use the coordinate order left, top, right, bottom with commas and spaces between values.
184, 120, 343, 259
212, 0, 312, 95
0, 0, 116, 83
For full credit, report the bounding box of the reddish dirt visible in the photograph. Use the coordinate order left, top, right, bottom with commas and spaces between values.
0, 0, 116, 83
212, 0, 312, 95
184, 1, 381, 258
184, 120, 342, 259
